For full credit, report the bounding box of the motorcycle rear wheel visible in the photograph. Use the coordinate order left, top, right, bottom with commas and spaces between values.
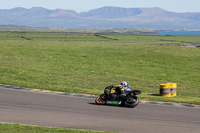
95, 94, 106, 104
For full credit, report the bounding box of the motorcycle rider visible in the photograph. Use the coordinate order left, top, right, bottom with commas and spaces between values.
104, 81, 132, 99
120, 81, 132, 94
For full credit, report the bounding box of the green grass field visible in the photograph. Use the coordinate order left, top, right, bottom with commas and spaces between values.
0, 123, 113, 133
0, 32, 200, 104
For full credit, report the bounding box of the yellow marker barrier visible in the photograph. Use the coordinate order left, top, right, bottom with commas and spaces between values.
160, 84, 171, 97
160, 83, 177, 97
169, 83, 177, 97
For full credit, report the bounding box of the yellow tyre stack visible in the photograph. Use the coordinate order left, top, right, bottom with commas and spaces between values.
160, 84, 171, 97
169, 83, 177, 97
160, 83, 177, 97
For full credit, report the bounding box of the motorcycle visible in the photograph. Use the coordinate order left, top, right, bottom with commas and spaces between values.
95, 87, 142, 108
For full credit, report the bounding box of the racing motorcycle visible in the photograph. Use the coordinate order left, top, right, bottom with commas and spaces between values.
95, 87, 142, 108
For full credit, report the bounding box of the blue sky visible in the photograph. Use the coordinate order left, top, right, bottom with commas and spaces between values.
1, 0, 200, 13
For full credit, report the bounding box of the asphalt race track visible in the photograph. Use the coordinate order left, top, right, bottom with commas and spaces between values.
0, 86, 200, 133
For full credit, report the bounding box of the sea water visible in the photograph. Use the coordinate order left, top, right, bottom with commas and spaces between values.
160, 31, 200, 36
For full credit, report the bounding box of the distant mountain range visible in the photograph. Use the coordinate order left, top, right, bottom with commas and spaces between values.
0, 6, 200, 30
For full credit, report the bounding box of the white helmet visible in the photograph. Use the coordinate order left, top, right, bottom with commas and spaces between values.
121, 81, 127, 86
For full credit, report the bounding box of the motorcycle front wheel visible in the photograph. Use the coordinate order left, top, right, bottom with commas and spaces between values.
95, 94, 106, 104
123, 96, 139, 108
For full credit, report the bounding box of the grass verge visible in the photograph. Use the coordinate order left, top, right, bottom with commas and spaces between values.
0, 123, 113, 133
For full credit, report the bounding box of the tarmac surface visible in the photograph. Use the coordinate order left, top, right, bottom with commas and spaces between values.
0, 85, 200, 133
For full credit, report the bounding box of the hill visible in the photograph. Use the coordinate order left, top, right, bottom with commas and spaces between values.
0, 6, 200, 30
